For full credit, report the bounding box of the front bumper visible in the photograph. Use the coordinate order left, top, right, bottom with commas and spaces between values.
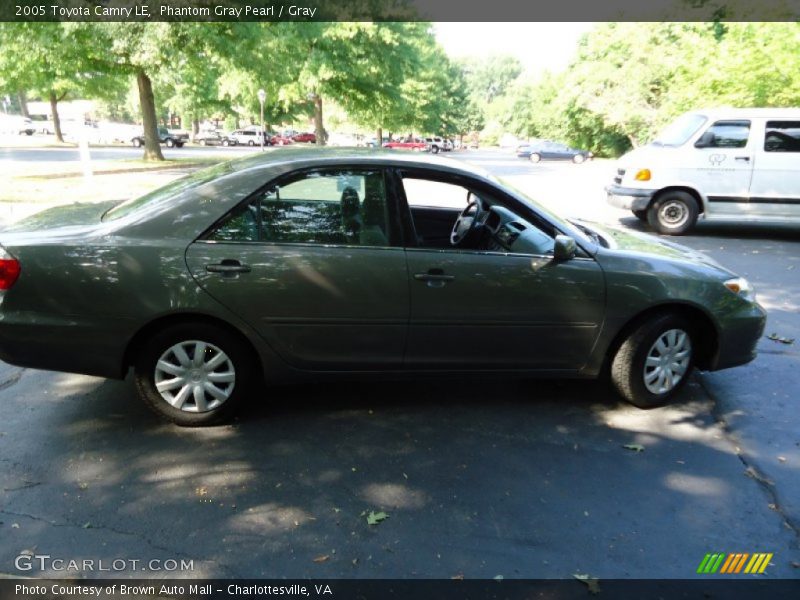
710, 302, 767, 371
605, 185, 655, 211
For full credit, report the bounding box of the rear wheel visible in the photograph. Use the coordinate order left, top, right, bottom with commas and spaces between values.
611, 314, 694, 408
430, 145, 440, 154
572, 153, 586, 164
248, 140, 255, 146
529, 152, 541, 163
134, 322, 255, 426
647, 191, 698, 235
132, 138, 142, 148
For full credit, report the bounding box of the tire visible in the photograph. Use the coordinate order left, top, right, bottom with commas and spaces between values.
529, 152, 541, 163
132, 138, 142, 148
431, 145, 440, 154
632, 209, 648, 222
175, 142, 184, 148
134, 322, 255, 426
166, 139, 175, 148
611, 313, 694, 409
248, 140, 255, 146
572, 153, 586, 164
646, 191, 698, 235
200, 139, 207, 146
222, 140, 230, 147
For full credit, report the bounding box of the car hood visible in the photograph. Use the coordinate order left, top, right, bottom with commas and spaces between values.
574, 220, 730, 272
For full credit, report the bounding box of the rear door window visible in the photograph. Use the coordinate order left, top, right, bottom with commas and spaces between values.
764, 121, 800, 152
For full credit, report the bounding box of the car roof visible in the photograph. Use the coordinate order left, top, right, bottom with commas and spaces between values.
688, 107, 800, 119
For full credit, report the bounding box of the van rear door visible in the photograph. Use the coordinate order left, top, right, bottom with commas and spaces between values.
748, 119, 800, 218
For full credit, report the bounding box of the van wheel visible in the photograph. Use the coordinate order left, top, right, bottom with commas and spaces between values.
647, 191, 698, 235
611, 313, 694, 408
134, 322, 254, 426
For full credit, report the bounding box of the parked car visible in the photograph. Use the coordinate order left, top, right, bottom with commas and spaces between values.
517, 141, 593, 163
269, 132, 294, 146
292, 132, 316, 143
384, 137, 427, 151
228, 129, 270, 146
607, 107, 800, 235
424, 136, 450, 154
0, 115, 34, 135
0, 149, 765, 426
195, 131, 236, 147
132, 126, 189, 148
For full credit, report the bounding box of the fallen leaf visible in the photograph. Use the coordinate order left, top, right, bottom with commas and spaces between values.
195, 487, 208, 497
78, 482, 89, 490
777, 456, 787, 463
451, 573, 464, 580
622, 444, 645, 453
11, 523, 19, 529
791, 561, 800, 569
352, 558, 358, 566
332, 507, 341, 513
493, 575, 504, 581
573, 573, 601, 595
766, 333, 795, 345
82, 522, 92, 529
312, 555, 329, 563
366, 511, 389, 526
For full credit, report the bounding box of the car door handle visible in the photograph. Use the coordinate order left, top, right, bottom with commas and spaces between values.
206, 261, 251, 274
735, 156, 751, 162
414, 269, 455, 287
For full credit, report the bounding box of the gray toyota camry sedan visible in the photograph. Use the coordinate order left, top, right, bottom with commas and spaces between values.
0, 149, 765, 426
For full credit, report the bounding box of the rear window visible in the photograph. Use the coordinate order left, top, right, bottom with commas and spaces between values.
102, 161, 233, 221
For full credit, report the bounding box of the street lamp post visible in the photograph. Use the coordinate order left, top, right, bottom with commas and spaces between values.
257, 89, 266, 152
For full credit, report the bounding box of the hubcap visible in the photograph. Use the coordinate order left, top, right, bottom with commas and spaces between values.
154, 340, 235, 413
643, 329, 692, 394
659, 200, 688, 228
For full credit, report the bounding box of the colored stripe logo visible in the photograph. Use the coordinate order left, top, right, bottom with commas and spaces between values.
697, 553, 772, 574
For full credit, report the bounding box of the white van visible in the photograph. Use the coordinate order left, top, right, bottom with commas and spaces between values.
606, 108, 800, 234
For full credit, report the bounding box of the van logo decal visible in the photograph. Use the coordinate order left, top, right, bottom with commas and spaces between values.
709, 153, 727, 166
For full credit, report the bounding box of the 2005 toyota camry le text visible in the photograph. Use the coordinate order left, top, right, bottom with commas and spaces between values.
0, 149, 766, 426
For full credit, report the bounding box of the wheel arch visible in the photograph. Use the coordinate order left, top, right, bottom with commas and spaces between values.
603, 302, 719, 374
652, 186, 706, 215
122, 312, 263, 378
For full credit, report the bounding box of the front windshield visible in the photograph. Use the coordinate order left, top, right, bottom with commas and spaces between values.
102, 161, 234, 221
652, 113, 707, 147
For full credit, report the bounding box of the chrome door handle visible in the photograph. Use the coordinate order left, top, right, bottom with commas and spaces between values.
735, 156, 751, 162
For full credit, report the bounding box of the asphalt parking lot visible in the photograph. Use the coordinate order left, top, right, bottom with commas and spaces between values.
0, 148, 798, 581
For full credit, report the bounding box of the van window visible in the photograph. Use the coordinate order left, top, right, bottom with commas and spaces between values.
764, 121, 800, 152
699, 120, 751, 148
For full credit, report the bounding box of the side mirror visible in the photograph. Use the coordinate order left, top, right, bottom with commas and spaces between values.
553, 235, 576, 261
694, 131, 715, 148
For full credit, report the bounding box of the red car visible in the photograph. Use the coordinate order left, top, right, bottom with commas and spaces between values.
269, 133, 294, 146
292, 132, 316, 143
384, 137, 427, 151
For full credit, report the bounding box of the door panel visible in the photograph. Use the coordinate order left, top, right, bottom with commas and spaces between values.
748, 120, 800, 217
405, 249, 605, 370
187, 243, 409, 370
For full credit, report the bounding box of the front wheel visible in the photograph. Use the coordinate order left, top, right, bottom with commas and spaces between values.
572, 153, 585, 164
611, 314, 694, 408
132, 138, 142, 148
166, 139, 175, 148
430, 145, 440, 154
248, 140, 255, 146
134, 322, 254, 426
529, 152, 541, 163
647, 191, 698, 235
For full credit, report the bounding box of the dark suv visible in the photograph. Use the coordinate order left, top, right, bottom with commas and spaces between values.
132, 126, 189, 148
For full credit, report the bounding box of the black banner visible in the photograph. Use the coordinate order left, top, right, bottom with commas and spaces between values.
2, 579, 800, 600
3, 0, 800, 22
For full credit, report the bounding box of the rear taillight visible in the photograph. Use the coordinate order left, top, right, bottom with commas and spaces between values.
0, 247, 20, 290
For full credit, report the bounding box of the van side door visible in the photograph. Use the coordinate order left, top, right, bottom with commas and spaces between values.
748, 119, 800, 218
691, 119, 755, 216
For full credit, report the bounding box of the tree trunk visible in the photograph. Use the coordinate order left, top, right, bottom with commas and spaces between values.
48, 91, 63, 143
136, 68, 164, 161
376, 127, 382, 147
192, 118, 199, 141
17, 91, 29, 118
313, 93, 325, 147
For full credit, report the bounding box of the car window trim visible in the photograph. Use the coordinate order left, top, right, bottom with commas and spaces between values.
197, 165, 402, 247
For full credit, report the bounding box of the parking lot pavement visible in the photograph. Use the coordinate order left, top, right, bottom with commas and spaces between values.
1, 368, 798, 579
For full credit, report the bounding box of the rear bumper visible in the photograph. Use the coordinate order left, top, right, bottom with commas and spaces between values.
605, 185, 655, 211
709, 302, 767, 371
